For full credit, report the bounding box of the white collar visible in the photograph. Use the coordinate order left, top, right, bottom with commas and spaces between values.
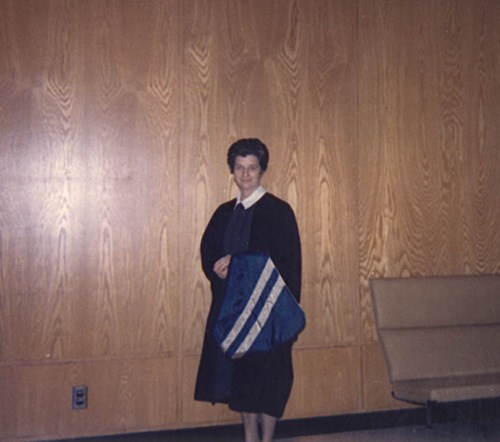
236, 185, 266, 209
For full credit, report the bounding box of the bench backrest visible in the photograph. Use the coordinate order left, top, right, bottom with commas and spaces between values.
370, 275, 500, 383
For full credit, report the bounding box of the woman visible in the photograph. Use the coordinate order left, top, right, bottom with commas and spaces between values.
194, 138, 302, 442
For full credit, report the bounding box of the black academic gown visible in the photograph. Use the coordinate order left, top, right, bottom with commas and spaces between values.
194, 192, 301, 418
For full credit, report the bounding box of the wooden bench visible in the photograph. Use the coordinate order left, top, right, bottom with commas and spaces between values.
370, 275, 500, 426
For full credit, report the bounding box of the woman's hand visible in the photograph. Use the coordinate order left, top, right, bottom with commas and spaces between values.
213, 254, 231, 279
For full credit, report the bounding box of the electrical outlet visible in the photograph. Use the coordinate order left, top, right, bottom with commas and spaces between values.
72, 386, 88, 410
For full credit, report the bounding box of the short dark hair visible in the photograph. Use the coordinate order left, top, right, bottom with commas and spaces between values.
227, 138, 269, 173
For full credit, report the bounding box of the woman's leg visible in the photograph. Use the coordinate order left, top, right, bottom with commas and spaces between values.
242, 412, 277, 442
260, 413, 277, 442
242, 412, 259, 442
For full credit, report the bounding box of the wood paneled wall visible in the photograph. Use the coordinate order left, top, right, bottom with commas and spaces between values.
0, 0, 499, 440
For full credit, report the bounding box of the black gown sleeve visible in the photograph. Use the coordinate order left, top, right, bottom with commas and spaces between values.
200, 201, 235, 282
269, 202, 302, 302
251, 195, 302, 303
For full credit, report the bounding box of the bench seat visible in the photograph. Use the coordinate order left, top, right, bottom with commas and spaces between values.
370, 275, 500, 426
393, 373, 500, 404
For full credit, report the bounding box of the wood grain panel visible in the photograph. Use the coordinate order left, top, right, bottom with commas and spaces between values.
0, 0, 82, 363
0, 357, 178, 441
300, 0, 359, 347
461, 1, 500, 275
180, 0, 223, 355
285, 346, 361, 418
37, 0, 80, 362
0, 1, 51, 362
359, 0, 431, 342
258, 0, 305, 211
139, 0, 181, 357
359, 0, 500, 342
0, 0, 180, 363
75, 0, 180, 358
82, 0, 148, 358
362, 344, 411, 411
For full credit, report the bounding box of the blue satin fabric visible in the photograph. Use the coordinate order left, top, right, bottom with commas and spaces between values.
214, 252, 306, 359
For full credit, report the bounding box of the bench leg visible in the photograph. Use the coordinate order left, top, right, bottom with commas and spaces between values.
426, 400, 437, 428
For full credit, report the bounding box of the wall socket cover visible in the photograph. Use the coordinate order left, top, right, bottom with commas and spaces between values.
72, 386, 88, 410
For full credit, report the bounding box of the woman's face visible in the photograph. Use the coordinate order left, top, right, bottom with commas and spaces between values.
233, 155, 263, 197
